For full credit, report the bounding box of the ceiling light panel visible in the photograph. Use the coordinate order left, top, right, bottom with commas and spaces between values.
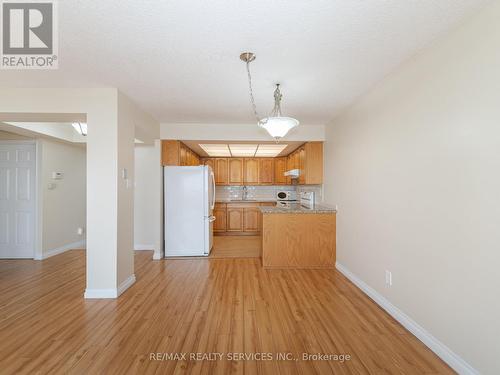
228, 144, 258, 157
255, 144, 288, 157
199, 144, 231, 157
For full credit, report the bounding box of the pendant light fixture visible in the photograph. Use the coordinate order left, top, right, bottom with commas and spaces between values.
240, 52, 299, 141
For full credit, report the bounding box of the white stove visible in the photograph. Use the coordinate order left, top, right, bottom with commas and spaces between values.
300, 191, 315, 209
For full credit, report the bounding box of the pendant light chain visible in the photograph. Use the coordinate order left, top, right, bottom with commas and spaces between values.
245, 61, 263, 123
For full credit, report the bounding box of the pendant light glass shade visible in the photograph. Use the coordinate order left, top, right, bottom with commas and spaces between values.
258, 84, 299, 140
258, 117, 299, 140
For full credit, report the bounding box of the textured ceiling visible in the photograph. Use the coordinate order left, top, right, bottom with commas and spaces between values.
0, 0, 489, 124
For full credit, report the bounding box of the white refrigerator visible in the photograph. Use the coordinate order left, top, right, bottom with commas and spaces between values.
164, 165, 215, 257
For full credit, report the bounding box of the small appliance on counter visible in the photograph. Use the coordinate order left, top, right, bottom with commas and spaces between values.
276, 190, 297, 201
276, 190, 297, 207
300, 191, 315, 209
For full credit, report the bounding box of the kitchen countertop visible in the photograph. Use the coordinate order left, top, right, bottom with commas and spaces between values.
259, 203, 337, 214
216, 199, 277, 203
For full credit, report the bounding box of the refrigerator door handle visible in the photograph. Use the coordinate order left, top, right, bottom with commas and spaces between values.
210, 170, 216, 209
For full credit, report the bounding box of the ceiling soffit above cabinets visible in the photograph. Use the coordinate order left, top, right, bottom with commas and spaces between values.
199, 143, 287, 157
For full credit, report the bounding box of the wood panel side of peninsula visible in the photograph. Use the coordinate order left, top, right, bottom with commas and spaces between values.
261, 212, 336, 269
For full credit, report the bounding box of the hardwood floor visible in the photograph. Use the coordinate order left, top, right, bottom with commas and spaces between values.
0, 251, 453, 374
211, 236, 261, 258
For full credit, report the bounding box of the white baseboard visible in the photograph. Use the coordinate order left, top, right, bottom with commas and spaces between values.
83, 288, 118, 299
35, 240, 86, 260
134, 244, 154, 251
153, 251, 163, 260
117, 274, 136, 296
335, 262, 478, 375
84, 274, 136, 299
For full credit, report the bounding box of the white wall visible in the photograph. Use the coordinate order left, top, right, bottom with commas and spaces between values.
324, 2, 500, 374
134, 145, 159, 250
161, 122, 325, 141
0, 130, 30, 140
113, 92, 161, 286
134, 141, 163, 259
40, 139, 86, 256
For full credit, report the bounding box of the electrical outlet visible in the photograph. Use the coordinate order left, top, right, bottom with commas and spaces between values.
385, 270, 392, 286
77, 227, 84, 235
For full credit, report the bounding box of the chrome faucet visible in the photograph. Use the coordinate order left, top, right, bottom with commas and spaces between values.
242, 186, 248, 200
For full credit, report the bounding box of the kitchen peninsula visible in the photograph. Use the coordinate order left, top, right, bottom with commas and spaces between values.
260, 203, 337, 269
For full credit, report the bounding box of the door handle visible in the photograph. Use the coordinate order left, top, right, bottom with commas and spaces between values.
210, 171, 216, 210
208, 216, 216, 222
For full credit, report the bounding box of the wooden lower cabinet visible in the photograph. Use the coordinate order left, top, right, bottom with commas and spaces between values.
226, 207, 244, 232
243, 207, 260, 232
215, 202, 274, 235
213, 203, 227, 232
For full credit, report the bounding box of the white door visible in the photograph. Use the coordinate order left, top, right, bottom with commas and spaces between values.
0, 143, 36, 258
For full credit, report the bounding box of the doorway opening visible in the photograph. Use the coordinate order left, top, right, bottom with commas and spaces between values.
0, 119, 87, 259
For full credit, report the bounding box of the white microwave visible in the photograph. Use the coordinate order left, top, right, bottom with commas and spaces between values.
276, 190, 297, 201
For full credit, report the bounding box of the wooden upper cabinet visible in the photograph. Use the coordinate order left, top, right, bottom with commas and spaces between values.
161, 140, 181, 166
228, 158, 244, 185
162, 140, 201, 167
202, 158, 216, 183
258, 158, 274, 185
194, 142, 322, 186
191, 150, 199, 166
202, 158, 215, 169
298, 147, 306, 185
274, 157, 287, 185
285, 154, 292, 185
293, 150, 300, 170
215, 158, 228, 185
179, 144, 187, 165
302, 142, 323, 185
244, 158, 259, 185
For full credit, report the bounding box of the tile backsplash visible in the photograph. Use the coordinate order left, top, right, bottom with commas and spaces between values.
216, 185, 296, 201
